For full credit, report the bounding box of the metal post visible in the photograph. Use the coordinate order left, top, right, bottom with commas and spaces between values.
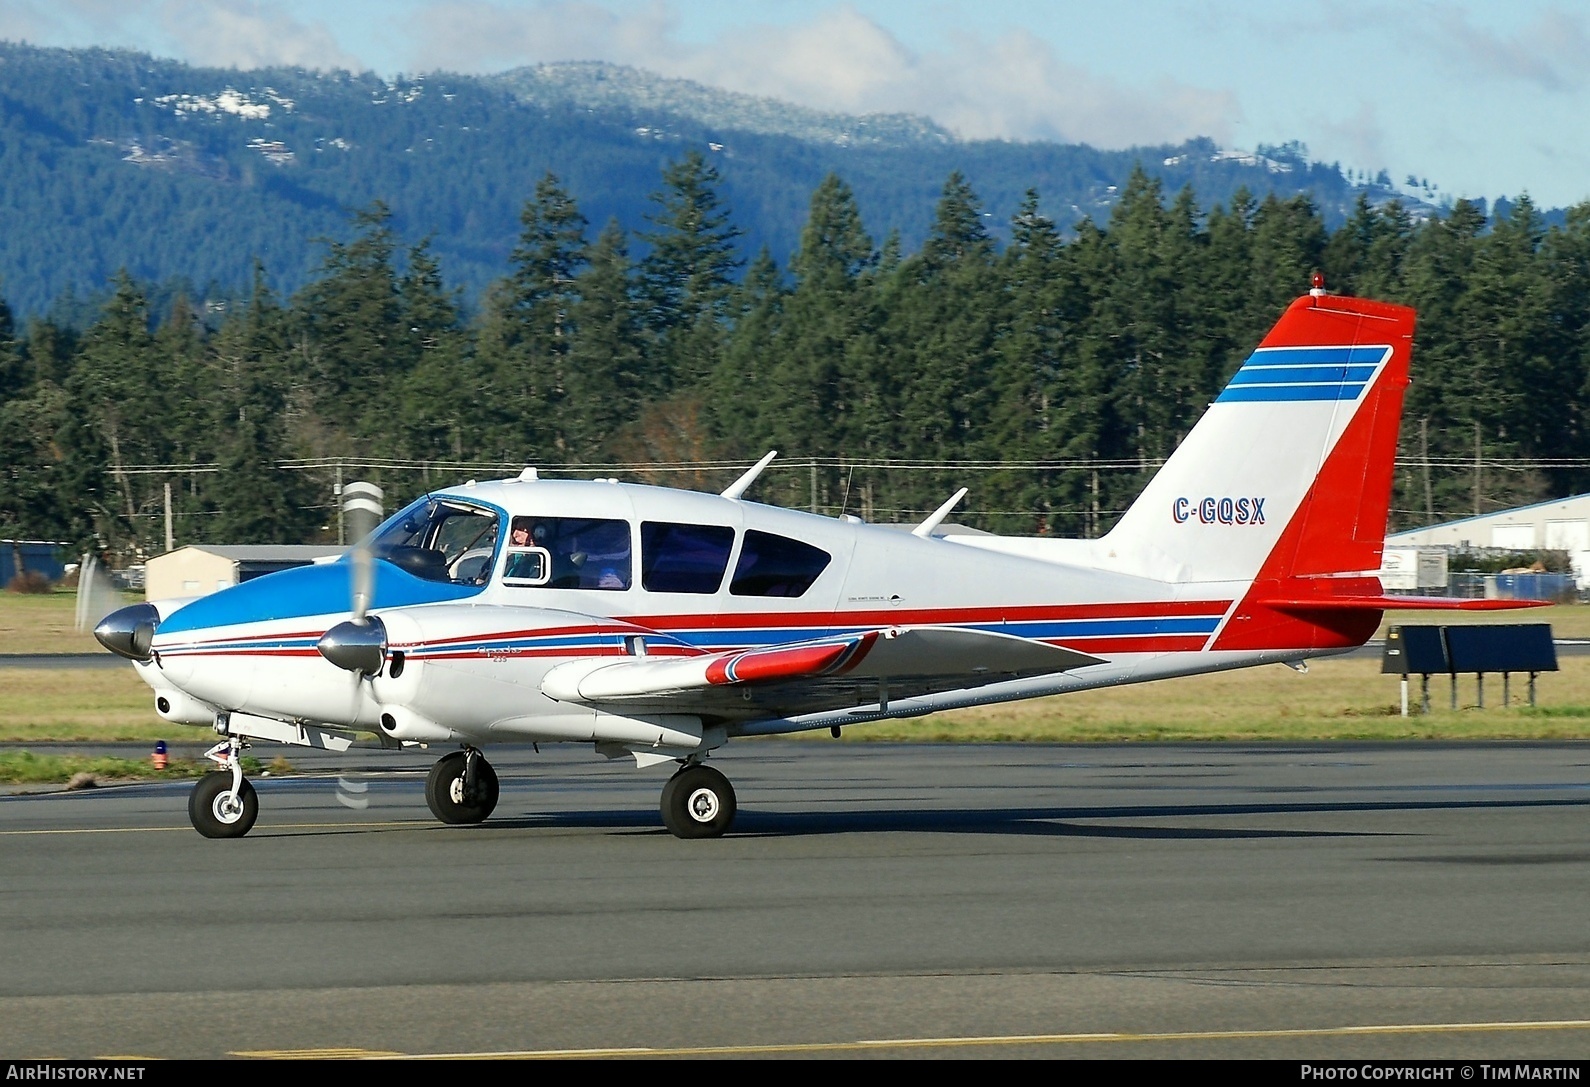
1503, 672, 1510, 707
163, 482, 174, 553
1450, 672, 1457, 711
1421, 674, 1431, 715
1400, 676, 1409, 718
335, 463, 345, 546
1530, 671, 1538, 707
1476, 673, 1484, 709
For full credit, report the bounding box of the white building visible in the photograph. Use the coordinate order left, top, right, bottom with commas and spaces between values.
1384, 493, 1590, 588
145, 544, 343, 600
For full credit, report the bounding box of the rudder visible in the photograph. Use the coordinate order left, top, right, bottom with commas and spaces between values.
1100, 291, 1415, 591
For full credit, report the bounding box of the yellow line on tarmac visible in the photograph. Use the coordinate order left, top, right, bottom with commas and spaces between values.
234, 1019, 1590, 1059
0, 820, 432, 836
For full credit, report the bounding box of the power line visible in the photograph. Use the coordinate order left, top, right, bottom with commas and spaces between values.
102, 454, 1590, 476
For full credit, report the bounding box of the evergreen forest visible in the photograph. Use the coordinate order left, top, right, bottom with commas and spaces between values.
3, 153, 1588, 564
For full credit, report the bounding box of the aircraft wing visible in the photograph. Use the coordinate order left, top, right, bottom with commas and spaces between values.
541, 626, 1105, 721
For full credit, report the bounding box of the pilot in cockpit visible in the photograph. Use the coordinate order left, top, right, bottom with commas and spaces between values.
504, 517, 547, 580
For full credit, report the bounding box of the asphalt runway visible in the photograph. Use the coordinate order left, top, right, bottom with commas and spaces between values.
3, 741, 1590, 1060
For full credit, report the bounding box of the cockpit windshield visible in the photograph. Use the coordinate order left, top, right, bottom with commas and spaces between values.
361, 496, 501, 584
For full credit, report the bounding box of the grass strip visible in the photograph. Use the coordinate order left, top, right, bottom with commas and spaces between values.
0, 751, 273, 785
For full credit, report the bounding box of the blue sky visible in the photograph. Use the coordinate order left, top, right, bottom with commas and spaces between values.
5, 0, 1587, 208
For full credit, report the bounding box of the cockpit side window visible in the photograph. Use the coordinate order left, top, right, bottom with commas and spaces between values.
641, 522, 735, 593
367, 498, 500, 585
729, 530, 831, 597
503, 516, 631, 590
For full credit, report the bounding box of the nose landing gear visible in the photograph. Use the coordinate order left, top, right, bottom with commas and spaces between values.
189, 736, 258, 838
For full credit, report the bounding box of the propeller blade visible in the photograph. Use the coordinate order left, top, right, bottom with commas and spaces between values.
341, 481, 383, 624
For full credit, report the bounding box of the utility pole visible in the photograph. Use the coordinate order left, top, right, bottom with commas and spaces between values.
1431, 419, 1443, 524
1474, 421, 1482, 517
163, 482, 174, 553
1091, 468, 1100, 538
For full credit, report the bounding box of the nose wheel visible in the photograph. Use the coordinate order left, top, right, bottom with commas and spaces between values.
189, 737, 258, 838
425, 748, 499, 824
660, 763, 736, 839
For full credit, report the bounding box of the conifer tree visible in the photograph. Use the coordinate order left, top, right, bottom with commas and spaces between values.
764, 175, 876, 474
888, 171, 999, 515
562, 221, 644, 459
295, 202, 406, 434
66, 272, 164, 554
640, 150, 743, 390
477, 174, 589, 461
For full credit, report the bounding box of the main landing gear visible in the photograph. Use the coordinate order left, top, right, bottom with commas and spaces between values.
660, 762, 737, 839
425, 747, 499, 825
189, 737, 258, 839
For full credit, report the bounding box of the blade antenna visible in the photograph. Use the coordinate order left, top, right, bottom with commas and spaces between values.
912, 487, 968, 538
721, 451, 777, 501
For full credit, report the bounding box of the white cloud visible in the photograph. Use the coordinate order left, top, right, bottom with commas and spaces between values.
0, 0, 361, 72
1423, 5, 1590, 93
1310, 102, 1390, 175
409, 1, 683, 74
406, 1, 1240, 148
159, 1, 363, 71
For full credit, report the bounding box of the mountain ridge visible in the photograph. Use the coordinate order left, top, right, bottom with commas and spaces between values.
0, 41, 1463, 319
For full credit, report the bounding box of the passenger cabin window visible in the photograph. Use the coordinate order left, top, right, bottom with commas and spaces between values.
503, 516, 631, 590
367, 499, 499, 585
729, 530, 831, 597
641, 522, 735, 593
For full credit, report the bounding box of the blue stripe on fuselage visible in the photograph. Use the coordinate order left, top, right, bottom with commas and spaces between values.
668, 615, 1222, 649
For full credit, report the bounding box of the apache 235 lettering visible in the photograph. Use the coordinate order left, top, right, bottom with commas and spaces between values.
93, 283, 1541, 840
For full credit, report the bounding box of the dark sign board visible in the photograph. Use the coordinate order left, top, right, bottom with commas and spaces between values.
1381, 626, 1450, 674
1383, 624, 1557, 675
1444, 624, 1557, 674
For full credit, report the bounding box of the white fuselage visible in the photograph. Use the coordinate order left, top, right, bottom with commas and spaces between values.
138, 478, 1319, 748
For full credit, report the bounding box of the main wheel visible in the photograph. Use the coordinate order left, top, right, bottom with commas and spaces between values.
425, 751, 499, 825
189, 771, 258, 838
660, 764, 737, 839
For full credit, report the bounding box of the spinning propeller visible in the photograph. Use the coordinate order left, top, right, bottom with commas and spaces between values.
317, 481, 387, 675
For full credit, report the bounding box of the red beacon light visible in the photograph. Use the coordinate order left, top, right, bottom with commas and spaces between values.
1309, 272, 1327, 297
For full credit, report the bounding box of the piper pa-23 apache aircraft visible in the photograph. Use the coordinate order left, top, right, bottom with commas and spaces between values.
95, 282, 1537, 839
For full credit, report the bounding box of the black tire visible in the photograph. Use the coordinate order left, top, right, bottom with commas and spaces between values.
425, 751, 498, 825
188, 771, 258, 839
660, 764, 736, 839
